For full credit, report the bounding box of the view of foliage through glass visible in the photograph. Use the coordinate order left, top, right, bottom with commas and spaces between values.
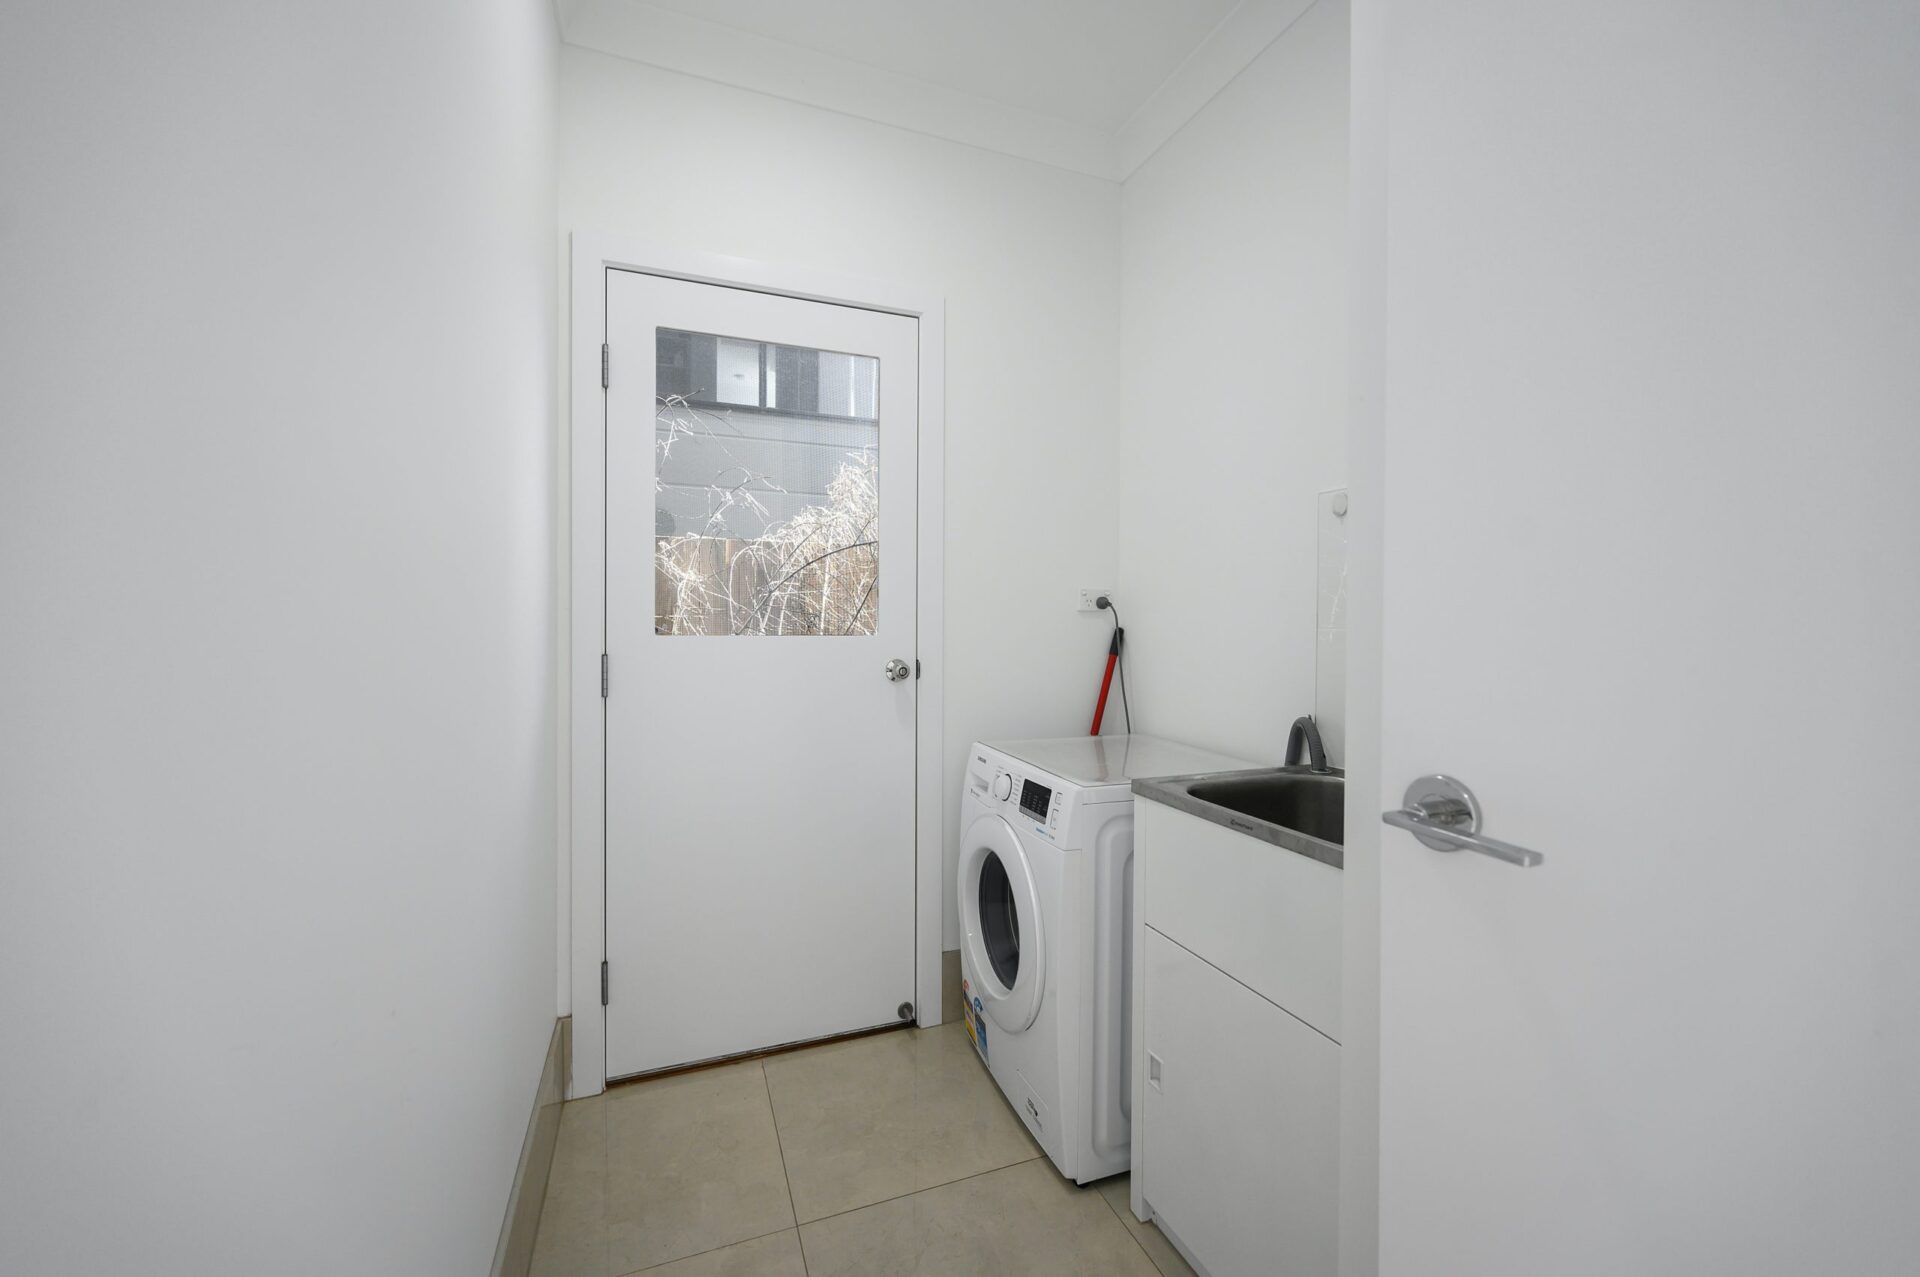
654, 395, 879, 636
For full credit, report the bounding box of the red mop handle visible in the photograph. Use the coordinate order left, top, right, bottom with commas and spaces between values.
1089, 628, 1121, 735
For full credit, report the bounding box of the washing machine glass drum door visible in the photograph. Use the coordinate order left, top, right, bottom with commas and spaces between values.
959, 813, 1046, 1033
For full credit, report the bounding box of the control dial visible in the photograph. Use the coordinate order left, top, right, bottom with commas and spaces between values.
992, 772, 1013, 801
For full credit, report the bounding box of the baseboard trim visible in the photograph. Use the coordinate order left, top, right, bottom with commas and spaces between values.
490, 1016, 569, 1277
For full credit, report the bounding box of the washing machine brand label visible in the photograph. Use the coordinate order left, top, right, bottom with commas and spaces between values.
961, 977, 988, 1063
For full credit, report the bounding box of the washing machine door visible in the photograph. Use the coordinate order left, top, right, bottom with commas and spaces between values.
959, 812, 1045, 1033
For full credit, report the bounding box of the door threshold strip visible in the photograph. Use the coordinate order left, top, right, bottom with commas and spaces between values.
606, 1020, 911, 1088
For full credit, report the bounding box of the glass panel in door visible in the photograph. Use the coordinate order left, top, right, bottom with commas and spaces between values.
653, 327, 880, 636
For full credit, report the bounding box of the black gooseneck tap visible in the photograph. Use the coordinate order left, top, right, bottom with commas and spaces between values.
1285, 715, 1330, 774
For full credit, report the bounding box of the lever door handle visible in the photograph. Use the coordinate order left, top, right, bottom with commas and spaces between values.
1382, 775, 1544, 867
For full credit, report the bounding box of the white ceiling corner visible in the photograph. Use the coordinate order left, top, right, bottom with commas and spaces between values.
560, 0, 1120, 177
1115, 0, 1319, 176
558, 0, 1324, 182
552, 0, 595, 34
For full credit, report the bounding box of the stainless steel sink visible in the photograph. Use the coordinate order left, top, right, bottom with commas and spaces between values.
1133, 766, 1345, 868
1187, 771, 1344, 845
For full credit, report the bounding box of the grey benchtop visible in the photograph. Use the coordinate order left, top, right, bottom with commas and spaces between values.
1132, 769, 1345, 871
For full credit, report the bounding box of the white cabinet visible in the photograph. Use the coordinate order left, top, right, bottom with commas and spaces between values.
1137, 801, 1342, 1040
1142, 929, 1340, 1277
1130, 796, 1342, 1277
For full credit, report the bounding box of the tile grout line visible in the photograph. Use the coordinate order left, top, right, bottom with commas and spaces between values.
792, 1152, 1048, 1229
613, 1226, 799, 1277
764, 1022, 1043, 1233
760, 1062, 808, 1277
601, 1025, 1046, 1273
1097, 1184, 1170, 1276
597, 1096, 613, 1277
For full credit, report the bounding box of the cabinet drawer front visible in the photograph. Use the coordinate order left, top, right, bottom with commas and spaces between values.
1137, 798, 1342, 1039
1141, 928, 1340, 1277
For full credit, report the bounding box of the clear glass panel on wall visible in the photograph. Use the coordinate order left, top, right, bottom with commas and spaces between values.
1315, 489, 1349, 767
654, 328, 880, 636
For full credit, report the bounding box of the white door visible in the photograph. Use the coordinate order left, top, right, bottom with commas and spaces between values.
604, 269, 920, 1077
1367, 3, 1920, 1273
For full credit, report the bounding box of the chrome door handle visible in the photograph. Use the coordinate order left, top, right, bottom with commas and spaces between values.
1382, 775, 1544, 867
884, 658, 912, 683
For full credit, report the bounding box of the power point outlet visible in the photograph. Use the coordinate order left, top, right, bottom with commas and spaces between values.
1078, 588, 1113, 613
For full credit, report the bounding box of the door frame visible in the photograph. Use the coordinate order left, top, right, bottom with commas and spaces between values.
565, 234, 946, 1098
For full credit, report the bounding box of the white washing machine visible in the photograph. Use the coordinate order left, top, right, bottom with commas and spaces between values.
956, 734, 1257, 1183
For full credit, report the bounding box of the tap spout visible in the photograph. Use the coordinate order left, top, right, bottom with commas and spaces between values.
1285, 715, 1330, 774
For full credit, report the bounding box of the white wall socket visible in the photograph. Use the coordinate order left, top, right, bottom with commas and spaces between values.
1078, 588, 1113, 613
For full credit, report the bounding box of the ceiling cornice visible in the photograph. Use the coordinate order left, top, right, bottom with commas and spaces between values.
558, 0, 1324, 184
1116, 0, 1318, 177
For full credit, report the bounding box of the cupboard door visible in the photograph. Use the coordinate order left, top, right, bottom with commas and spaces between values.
1141, 927, 1340, 1277
1136, 800, 1343, 1040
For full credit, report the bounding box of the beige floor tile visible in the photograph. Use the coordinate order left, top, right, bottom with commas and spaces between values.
799, 1159, 1160, 1276
762, 1023, 1041, 1222
624, 1228, 806, 1277
1095, 1174, 1198, 1277
602, 1061, 796, 1274
532, 1095, 610, 1277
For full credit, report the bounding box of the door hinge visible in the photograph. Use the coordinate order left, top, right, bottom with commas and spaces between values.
600, 960, 609, 1007
600, 653, 609, 698
601, 343, 610, 389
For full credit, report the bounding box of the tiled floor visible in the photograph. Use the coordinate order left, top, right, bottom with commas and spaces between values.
530, 1022, 1195, 1277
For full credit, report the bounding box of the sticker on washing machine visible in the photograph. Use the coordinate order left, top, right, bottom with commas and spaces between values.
961, 977, 987, 1063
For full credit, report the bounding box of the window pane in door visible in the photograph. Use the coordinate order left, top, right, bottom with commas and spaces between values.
655, 327, 879, 636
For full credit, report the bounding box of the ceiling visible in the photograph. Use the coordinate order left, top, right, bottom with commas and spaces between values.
634, 0, 1240, 131
556, 0, 1320, 180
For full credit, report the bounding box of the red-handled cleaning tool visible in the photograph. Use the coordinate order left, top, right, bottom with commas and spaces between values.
1089, 596, 1128, 735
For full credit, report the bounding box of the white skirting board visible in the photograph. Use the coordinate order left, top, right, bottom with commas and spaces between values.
491, 1018, 569, 1277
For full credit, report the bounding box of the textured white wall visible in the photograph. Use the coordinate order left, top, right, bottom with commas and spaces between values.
557, 47, 1123, 956
0, 3, 558, 1272
1116, 0, 1350, 765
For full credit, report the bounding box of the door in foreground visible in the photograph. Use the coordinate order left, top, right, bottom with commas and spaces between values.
1369, 5, 1920, 1273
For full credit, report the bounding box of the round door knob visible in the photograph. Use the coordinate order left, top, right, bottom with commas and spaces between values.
885, 658, 912, 682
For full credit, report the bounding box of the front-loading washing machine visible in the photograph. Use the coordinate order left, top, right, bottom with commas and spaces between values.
956, 734, 1256, 1183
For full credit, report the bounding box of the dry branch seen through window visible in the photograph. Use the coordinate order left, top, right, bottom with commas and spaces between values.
654, 395, 879, 636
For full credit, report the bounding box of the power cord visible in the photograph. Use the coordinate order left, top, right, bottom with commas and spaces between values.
1095, 595, 1131, 734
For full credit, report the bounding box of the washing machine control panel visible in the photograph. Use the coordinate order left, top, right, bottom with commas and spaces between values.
968, 750, 1072, 841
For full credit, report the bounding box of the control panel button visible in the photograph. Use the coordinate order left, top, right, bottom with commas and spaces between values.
992, 772, 1013, 801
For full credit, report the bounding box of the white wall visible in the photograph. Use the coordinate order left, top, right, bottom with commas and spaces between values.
557, 47, 1122, 958
0, 3, 558, 1273
1115, 0, 1349, 765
